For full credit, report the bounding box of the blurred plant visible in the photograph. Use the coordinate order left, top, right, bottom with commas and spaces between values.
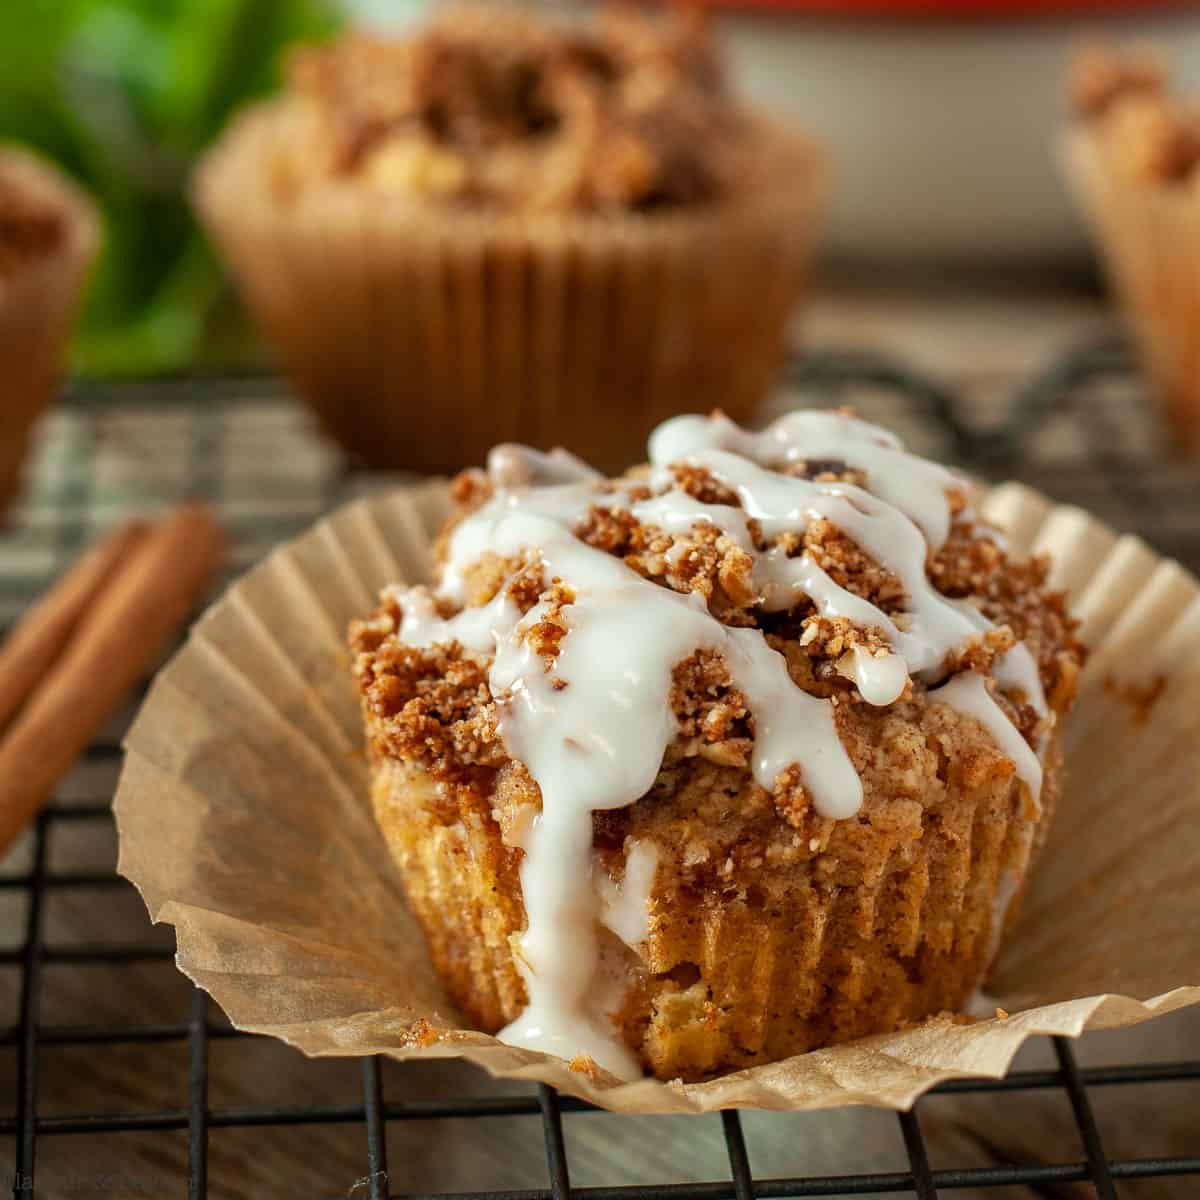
1, 0, 340, 375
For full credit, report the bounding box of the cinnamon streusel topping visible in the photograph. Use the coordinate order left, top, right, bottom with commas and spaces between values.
281, 5, 755, 212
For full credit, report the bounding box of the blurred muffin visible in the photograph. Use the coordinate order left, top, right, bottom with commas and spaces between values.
0, 149, 98, 515
195, 5, 823, 474
1063, 45, 1200, 453
350, 409, 1084, 1081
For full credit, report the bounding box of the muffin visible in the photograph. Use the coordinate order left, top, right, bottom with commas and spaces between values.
0, 149, 99, 514
1063, 45, 1200, 453
349, 409, 1085, 1082
195, 5, 823, 475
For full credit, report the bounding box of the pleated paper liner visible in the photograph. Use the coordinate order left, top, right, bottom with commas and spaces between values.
194, 104, 824, 475
114, 481, 1200, 1113
1062, 128, 1200, 454
0, 148, 100, 515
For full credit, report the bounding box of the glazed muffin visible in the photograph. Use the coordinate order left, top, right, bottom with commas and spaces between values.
1063, 45, 1200, 453
350, 409, 1084, 1081
0, 149, 99, 514
195, 5, 823, 474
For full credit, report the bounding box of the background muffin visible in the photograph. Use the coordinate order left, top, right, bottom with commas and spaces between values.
0, 148, 99, 516
350, 412, 1084, 1081
1063, 45, 1200, 454
195, 5, 823, 475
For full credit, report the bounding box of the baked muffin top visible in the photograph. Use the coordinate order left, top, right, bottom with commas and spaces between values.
354, 411, 1082, 818
1070, 45, 1200, 186
274, 5, 763, 212
0, 169, 66, 277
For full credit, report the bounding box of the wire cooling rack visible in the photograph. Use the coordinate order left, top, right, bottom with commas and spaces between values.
1, 341, 1199, 1199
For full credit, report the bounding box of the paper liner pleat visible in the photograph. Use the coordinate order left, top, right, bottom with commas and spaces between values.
978, 483, 1050, 555
314, 522, 377, 618
150, 638, 370, 852
119, 684, 373, 926
1075, 558, 1197, 708
213, 592, 357, 765
193, 104, 824, 475
322, 505, 402, 600
227, 550, 342, 659
1067, 535, 1160, 647
114, 482, 1200, 1112
1030, 507, 1117, 595
1062, 129, 1200, 451
369, 482, 450, 578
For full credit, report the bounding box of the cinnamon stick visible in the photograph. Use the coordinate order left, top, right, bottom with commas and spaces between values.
0, 520, 150, 735
0, 503, 226, 853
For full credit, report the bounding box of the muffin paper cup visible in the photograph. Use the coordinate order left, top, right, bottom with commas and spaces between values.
1062, 128, 1200, 453
114, 481, 1200, 1113
194, 105, 824, 475
0, 149, 99, 514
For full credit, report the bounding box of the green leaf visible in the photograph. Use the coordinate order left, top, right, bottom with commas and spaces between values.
0, 0, 342, 376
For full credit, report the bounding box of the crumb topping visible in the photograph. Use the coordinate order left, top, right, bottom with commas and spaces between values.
351, 418, 1086, 831
279, 4, 759, 212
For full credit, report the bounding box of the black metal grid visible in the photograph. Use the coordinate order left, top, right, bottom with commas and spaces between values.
2, 342, 1199, 1198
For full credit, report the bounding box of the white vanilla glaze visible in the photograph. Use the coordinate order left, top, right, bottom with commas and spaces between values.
648, 410, 961, 547
950, 596, 1051, 755
690, 449, 983, 672
932, 672, 1044, 809
486, 443, 602, 489
597, 841, 658, 949
631, 492, 754, 549
385, 410, 1052, 1078
387, 584, 518, 654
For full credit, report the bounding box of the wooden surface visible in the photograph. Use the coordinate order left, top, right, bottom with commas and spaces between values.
1, 275, 1197, 1198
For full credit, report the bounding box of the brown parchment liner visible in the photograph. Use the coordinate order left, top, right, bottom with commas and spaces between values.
1062, 128, 1200, 453
0, 148, 100, 514
193, 103, 824, 475
114, 480, 1200, 1113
